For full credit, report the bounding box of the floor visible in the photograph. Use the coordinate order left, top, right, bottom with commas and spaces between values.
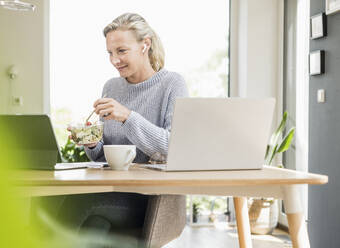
164, 223, 292, 248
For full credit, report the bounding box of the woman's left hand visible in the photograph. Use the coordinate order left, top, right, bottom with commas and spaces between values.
94, 97, 131, 123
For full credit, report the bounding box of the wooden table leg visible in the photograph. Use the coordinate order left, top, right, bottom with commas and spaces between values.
282, 185, 310, 248
233, 197, 252, 248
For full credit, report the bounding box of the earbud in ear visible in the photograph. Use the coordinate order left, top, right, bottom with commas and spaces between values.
142, 44, 147, 54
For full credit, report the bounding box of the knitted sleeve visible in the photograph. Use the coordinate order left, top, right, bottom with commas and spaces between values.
121, 78, 188, 158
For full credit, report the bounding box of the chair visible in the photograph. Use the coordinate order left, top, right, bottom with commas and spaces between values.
31, 193, 186, 248
141, 195, 186, 248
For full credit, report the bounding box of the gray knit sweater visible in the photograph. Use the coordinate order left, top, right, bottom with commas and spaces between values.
85, 69, 189, 163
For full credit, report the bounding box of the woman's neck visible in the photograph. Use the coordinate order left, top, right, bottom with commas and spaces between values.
126, 64, 156, 84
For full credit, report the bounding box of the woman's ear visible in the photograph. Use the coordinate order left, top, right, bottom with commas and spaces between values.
142, 37, 151, 54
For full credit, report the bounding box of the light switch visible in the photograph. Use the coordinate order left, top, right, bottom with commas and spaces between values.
317, 89, 325, 103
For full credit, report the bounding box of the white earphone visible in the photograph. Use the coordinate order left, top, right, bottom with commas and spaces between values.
142, 44, 147, 54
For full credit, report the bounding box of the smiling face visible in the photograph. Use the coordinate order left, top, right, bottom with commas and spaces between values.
106, 29, 146, 80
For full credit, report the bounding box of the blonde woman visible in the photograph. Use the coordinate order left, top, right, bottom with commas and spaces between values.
84, 12, 188, 164
34, 13, 188, 245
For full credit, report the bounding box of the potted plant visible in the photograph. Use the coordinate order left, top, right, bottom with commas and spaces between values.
264, 111, 295, 167
60, 138, 90, 162
192, 202, 201, 223
248, 111, 295, 235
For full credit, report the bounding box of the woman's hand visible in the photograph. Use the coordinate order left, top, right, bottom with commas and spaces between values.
66, 126, 98, 148
94, 97, 131, 123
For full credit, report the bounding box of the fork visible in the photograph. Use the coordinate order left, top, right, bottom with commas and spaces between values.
85, 94, 107, 123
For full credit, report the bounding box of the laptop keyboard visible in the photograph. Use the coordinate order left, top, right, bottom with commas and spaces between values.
54, 162, 108, 170
142, 163, 167, 171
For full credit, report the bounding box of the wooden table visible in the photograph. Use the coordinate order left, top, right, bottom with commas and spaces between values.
13, 165, 328, 248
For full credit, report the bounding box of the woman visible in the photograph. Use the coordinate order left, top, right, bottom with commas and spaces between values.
33, 13, 188, 245
84, 12, 188, 164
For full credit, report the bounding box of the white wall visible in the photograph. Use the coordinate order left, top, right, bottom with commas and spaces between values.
230, 0, 283, 101
0, 0, 49, 114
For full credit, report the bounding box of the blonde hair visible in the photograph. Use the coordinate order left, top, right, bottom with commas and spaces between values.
103, 13, 165, 72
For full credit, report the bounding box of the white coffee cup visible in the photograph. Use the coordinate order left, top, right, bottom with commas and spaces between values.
103, 145, 136, 170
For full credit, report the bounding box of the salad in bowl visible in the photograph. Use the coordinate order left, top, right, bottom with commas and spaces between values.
69, 121, 104, 145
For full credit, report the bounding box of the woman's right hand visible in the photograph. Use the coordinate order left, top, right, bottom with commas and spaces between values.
67, 127, 98, 148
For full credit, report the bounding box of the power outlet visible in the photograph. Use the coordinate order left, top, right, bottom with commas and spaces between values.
12, 96, 23, 106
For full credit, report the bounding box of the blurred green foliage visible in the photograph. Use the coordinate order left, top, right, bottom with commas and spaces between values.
51, 107, 73, 147
186, 196, 228, 213
0, 122, 37, 247
61, 138, 90, 162
0, 122, 139, 247
185, 46, 229, 98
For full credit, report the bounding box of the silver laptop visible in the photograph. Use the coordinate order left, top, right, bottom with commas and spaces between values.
144, 98, 275, 171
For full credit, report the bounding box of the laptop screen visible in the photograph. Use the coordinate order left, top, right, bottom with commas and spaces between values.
0, 115, 62, 170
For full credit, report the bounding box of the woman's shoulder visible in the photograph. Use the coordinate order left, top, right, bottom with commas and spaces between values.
161, 69, 188, 96
162, 69, 186, 87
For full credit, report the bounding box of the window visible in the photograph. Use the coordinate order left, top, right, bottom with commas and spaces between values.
280, 0, 310, 225
283, 0, 297, 170
50, 0, 230, 146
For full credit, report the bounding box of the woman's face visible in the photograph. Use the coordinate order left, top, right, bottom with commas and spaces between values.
106, 30, 145, 78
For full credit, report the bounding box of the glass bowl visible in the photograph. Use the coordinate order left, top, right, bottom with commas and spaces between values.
69, 121, 104, 145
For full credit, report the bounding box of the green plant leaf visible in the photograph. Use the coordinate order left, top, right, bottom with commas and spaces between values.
268, 144, 278, 165
277, 127, 295, 153
269, 112, 287, 145
60, 138, 90, 163
264, 145, 270, 160
274, 111, 287, 136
